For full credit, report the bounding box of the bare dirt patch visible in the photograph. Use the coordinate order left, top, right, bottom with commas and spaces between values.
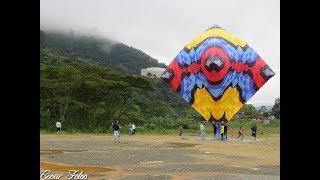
40, 162, 116, 173
40, 149, 88, 155
40, 134, 279, 179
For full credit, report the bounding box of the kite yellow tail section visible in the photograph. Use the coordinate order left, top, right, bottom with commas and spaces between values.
192, 87, 243, 121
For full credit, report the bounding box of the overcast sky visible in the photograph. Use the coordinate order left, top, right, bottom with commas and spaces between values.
40, 0, 280, 105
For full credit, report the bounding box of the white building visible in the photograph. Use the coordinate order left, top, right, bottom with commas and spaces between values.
268, 115, 275, 120
141, 67, 166, 78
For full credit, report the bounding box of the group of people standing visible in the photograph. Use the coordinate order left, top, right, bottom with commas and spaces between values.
200, 121, 228, 140
198, 121, 257, 142
111, 121, 138, 143
212, 121, 228, 141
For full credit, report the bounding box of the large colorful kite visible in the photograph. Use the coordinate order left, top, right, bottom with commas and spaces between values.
161, 25, 275, 122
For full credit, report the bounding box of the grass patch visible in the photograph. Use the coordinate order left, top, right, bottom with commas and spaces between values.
40, 119, 280, 137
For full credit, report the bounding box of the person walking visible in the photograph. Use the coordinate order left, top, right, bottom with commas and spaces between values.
237, 126, 244, 140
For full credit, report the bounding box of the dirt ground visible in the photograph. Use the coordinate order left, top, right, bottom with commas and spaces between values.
40, 133, 280, 180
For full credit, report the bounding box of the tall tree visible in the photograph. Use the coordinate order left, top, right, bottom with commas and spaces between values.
259, 106, 270, 117
238, 104, 258, 115
271, 97, 280, 119
259, 106, 268, 113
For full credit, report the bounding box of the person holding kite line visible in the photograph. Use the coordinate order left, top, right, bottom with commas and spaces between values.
224, 122, 228, 140
112, 121, 121, 143
215, 122, 221, 140
220, 122, 225, 141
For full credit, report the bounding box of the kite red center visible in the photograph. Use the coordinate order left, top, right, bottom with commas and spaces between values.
200, 47, 230, 83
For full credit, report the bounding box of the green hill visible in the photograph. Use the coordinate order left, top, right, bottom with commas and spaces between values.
40, 29, 200, 133
40, 30, 167, 75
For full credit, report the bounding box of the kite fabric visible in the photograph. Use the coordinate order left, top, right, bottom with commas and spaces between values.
161, 25, 275, 123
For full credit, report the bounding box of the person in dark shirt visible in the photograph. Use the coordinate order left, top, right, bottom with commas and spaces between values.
224, 122, 228, 140
251, 123, 257, 143
212, 122, 216, 140
112, 122, 121, 143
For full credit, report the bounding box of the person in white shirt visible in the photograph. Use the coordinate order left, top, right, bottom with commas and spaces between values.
200, 121, 205, 140
56, 121, 61, 134
132, 123, 136, 135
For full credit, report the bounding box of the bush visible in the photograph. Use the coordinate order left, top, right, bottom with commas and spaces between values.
140, 116, 198, 131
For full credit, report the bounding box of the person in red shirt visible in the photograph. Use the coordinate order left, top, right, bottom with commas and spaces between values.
179, 124, 183, 136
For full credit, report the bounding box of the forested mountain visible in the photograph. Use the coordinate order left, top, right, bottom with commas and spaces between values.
40, 30, 200, 132
40, 30, 167, 75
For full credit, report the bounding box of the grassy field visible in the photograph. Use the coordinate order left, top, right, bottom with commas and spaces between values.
41, 119, 280, 137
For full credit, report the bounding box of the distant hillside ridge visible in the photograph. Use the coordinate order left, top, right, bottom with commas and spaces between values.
40, 29, 167, 75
